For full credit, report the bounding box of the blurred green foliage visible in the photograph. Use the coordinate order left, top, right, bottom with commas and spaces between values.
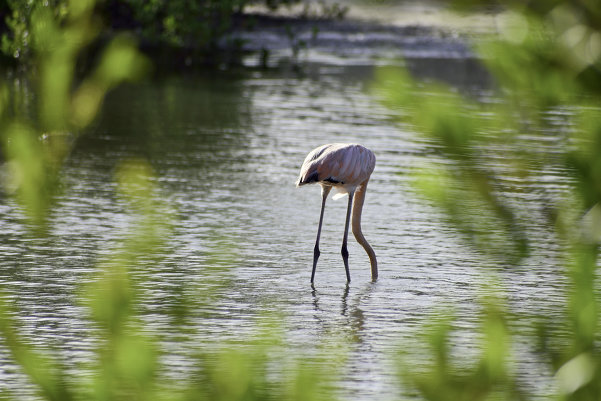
0, 156, 338, 401
401, 293, 523, 401
1, 0, 148, 229
377, 1, 601, 400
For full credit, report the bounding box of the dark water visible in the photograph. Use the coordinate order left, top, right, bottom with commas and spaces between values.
0, 20, 573, 400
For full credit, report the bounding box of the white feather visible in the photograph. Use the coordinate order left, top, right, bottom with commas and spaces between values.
332, 188, 348, 200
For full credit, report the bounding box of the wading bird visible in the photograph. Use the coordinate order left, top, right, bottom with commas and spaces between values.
296, 143, 377, 283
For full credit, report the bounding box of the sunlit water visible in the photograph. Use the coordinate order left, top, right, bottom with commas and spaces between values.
0, 21, 575, 400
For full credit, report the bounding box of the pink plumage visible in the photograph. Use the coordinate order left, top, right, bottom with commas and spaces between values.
296, 143, 376, 194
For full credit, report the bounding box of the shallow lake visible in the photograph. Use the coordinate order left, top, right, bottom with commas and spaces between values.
0, 18, 575, 400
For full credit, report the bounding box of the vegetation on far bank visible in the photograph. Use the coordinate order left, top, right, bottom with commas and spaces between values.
0, 0, 349, 68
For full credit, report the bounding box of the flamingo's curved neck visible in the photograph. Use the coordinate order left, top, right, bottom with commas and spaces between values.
351, 180, 378, 280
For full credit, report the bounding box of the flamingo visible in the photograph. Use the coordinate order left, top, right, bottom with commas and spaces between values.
296, 143, 377, 283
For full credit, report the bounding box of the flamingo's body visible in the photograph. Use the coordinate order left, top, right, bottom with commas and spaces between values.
296, 143, 377, 283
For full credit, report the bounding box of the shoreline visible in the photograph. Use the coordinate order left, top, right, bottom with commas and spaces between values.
1, 2, 496, 75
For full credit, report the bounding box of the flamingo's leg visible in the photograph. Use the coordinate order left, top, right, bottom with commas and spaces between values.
341, 190, 354, 283
312, 186, 331, 283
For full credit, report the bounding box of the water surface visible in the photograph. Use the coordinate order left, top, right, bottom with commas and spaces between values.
0, 24, 571, 399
